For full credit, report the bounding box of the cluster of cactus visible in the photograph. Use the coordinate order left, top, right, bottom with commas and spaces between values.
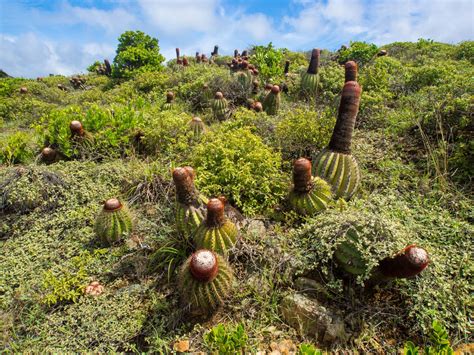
211, 91, 228, 121
70, 76, 86, 89
189, 116, 206, 138
96, 59, 112, 76
57, 84, 68, 91
175, 48, 189, 67
312, 74, 361, 200
300, 48, 321, 97
162, 92, 175, 110
288, 158, 332, 216
94, 198, 133, 245
263, 85, 281, 115
195, 52, 209, 63
178, 249, 234, 313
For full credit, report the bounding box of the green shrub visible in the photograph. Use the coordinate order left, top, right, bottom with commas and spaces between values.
204, 323, 248, 354
299, 343, 322, 355
191, 127, 287, 215
317, 61, 344, 104
0, 131, 36, 164
454, 41, 474, 63
404, 320, 453, 354
250, 42, 284, 81
337, 41, 379, 66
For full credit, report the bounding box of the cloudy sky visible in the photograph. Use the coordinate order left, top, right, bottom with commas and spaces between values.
0, 0, 472, 77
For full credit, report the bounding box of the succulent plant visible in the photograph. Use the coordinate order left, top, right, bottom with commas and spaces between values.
176, 48, 183, 65
104, 59, 112, 76
194, 198, 238, 254
173, 167, 208, 236
195, 52, 201, 63
162, 91, 175, 110
300, 48, 320, 97
263, 85, 281, 115
344, 61, 358, 82
41, 147, 57, 164
312, 81, 361, 200
189, 116, 206, 138
178, 249, 234, 313
378, 245, 429, 278
236, 61, 253, 91
211, 91, 228, 121
19, 87, 28, 94
94, 198, 133, 245
289, 158, 332, 216
333, 226, 367, 275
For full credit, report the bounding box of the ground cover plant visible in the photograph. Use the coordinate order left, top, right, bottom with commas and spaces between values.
1, 34, 473, 353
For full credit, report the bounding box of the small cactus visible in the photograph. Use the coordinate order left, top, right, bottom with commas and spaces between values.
211, 91, 228, 121
289, 158, 332, 216
173, 167, 208, 236
344, 61, 358, 82
94, 198, 133, 245
194, 198, 238, 255
189, 116, 206, 138
41, 147, 57, 164
178, 249, 234, 313
70, 120, 85, 137
300, 48, 320, 97
312, 81, 361, 200
19, 87, 28, 94
163, 92, 175, 110
378, 245, 429, 278
104, 59, 112, 76
263, 85, 280, 115
236, 61, 253, 91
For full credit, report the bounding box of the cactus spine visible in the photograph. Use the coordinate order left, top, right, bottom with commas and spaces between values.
289, 158, 332, 215
178, 249, 234, 312
301, 49, 320, 96
211, 91, 228, 121
194, 198, 238, 254
173, 167, 208, 236
263, 85, 280, 115
94, 198, 133, 245
313, 81, 361, 200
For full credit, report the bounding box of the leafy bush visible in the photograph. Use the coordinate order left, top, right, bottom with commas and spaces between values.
113, 30, 165, 78
204, 323, 248, 354
404, 320, 453, 354
0, 131, 36, 164
250, 42, 284, 81
337, 41, 379, 66
454, 41, 474, 63
191, 127, 287, 215
299, 343, 322, 355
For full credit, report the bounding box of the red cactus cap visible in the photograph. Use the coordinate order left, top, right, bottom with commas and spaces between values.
70, 120, 84, 135
192, 116, 202, 123
252, 69, 259, 76
253, 101, 263, 112
166, 91, 175, 101
20, 87, 28, 93
183, 166, 195, 180
42, 147, 56, 161
189, 249, 219, 282
103, 198, 123, 212
215, 91, 224, 99
265, 83, 273, 90
271, 85, 280, 94
173, 167, 196, 204
241, 61, 249, 69
206, 198, 225, 226
379, 245, 429, 278
344, 61, 358, 82
293, 158, 313, 193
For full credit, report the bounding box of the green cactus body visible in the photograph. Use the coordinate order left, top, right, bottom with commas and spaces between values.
300, 72, 319, 96
189, 117, 205, 139
211, 92, 228, 121
94, 198, 133, 245
194, 198, 238, 254
313, 149, 360, 200
263, 85, 280, 115
289, 177, 332, 215
162, 102, 174, 110
236, 70, 253, 91
334, 227, 367, 275
178, 250, 234, 312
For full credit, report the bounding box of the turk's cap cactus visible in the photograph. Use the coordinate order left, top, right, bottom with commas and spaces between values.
293, 158, 313, 193
327, 81, 361, 154
103, 198, 123, 212
70, 120, 84, 136
214, 91, 224, 99
172, 167, 197, 204
344, 61, 358, 82
166, 91, 175, 102
307, 48, 321, 74
284, 60, 290, 75
379, 245, 429, 278
271, 85, 280, 94
189, 249, 219, 282
264, 83, 273, 91
206, 198, 226, 227
41, 147, 57, 163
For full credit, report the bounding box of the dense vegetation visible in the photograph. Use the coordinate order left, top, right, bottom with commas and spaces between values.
1, 36, 473, 353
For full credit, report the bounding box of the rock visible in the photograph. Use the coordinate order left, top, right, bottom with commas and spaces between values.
294, 277, 331, 301
280, 293, 347, 343
173, 339, 190, 353
244, 219, 266, 236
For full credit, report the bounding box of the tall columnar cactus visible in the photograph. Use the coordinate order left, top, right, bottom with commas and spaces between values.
189, 116, 206, 138
289, 158, 332, 216
211, 91, 228, 121
178, 249, 234, 312
313, 81, 361, 200
173, 166, 208, 236
345, 61, 358, 82
194, 198, 238, 254
176, 48, 183, 65
104, 59, 112, 76
163, 92, 175, 110
378, 245, 429, 278
94, 198, 133, 245
301, 48, 320, 96
263, 85, 281, 115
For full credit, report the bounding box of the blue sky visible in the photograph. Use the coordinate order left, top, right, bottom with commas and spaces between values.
1, 0, 473, 77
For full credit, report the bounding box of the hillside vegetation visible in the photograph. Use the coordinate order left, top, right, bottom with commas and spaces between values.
1, 38, 473, 353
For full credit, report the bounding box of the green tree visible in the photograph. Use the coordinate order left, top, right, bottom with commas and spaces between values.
113, 30, 165, 78
337, 41, 379, 66
250, 42, 284, 81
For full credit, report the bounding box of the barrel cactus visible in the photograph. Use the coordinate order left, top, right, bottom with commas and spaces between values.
334, 226, 367, 275
194, 198, 238, 254
345, 61, 358, 82
178, 249, 234, 313
211, 91, 228, 121
94, 198, 133, 245
236, 61, 253, 91
378, 245, 429, 278
162, 92, 175, 110
289, 158, 332, 216
41, 147, 57, 164
189, 116, 206, 138
173, 166, 208, 236
301, 48, 320, 97
263, 85, 280, 115
313, 81, 361, 200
